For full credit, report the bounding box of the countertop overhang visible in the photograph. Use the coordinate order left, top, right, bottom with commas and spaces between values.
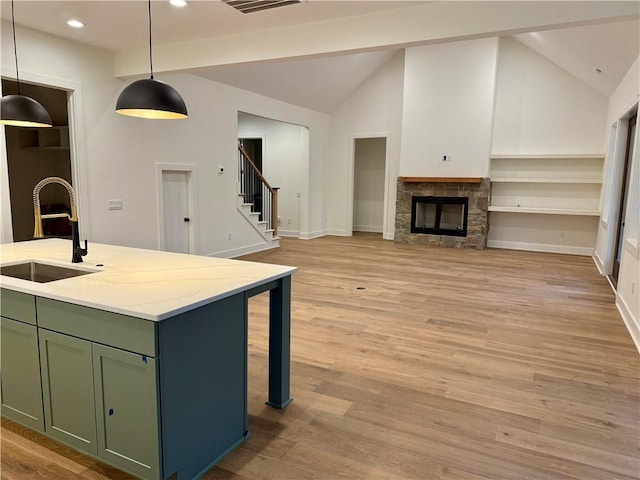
0, 239, 296, 321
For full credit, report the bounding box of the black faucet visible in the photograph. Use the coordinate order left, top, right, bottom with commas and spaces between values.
71, 220, 88, 263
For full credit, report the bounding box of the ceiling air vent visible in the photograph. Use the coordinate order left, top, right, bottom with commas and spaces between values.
222, 0, 301, 14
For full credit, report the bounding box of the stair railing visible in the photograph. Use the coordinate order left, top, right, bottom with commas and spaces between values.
238, 143, 278, 238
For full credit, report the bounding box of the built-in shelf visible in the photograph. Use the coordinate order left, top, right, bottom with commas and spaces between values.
488, 206, 600, 216
20, 126, 70, 150
490, 154, 605, 160
488, 153, 604, 255
490, 177, 601, 184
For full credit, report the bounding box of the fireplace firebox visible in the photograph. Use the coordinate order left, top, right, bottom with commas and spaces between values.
410, 196, 468, 237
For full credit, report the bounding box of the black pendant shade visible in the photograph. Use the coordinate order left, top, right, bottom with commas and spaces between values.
1, 94, 53, 128
116, 78, 187, 119
115, 0, 187, 120
1, 0, 53, 128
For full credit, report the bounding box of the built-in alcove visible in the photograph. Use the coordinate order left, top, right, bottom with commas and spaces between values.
2, 79, 72, 242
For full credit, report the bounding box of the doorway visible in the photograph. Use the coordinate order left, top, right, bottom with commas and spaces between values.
157, 165, 195, 254
352, 137, 387, 236
2, 79, 72, 242
239, 137, 264, 221
610, 112, 637, 286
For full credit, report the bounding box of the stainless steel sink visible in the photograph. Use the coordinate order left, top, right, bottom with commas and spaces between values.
1, 262, 97, 283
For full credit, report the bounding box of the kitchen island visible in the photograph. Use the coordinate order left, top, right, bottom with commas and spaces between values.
0, 239, 296, 480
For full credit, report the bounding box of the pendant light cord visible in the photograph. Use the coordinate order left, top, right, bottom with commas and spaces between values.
148, 0, 154, 79
10, 0, 21, 94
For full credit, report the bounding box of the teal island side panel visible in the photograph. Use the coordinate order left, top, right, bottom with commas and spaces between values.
157, 292, 248, 480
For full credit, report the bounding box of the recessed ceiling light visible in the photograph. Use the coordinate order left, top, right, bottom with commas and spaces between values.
170, 0, 188, 6
67, 19, 84, 28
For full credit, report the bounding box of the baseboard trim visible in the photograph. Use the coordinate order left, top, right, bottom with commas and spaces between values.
209, 241, 279, 259
353, 225, 383, 233
592, 249, 605, 274
487, 240, 592, 256
277, 229, 299, 238
383, 232, 395, 241
616, 294, 640, 354
323, 229, 348, 237
299, 230, 327, 240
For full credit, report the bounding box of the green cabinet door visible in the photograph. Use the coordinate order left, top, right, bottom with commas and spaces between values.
93, 344, 160, 480
0, 317, 44, 431
39, 329, 97, 455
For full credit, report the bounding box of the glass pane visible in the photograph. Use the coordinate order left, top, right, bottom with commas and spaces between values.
440, 204, 464, 230
415, 203, 436, 229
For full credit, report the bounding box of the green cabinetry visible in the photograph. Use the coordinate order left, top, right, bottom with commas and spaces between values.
93, 344, 160, 480
39, 329, 98, 454
0, 316, 44, 431
37, 299, 161, 479
1, 288, 250, 480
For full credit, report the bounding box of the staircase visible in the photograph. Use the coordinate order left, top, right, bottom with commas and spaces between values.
237, 143, 280, 245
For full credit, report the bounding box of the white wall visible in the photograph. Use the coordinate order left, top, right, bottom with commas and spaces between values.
238, 113, 306, 237
492, 37, 608, 154
595, 56, 640, 351
400, 38, 498, 178
327, 51, 404, 239
1, 23, 328, 256
353, 138, 386, 233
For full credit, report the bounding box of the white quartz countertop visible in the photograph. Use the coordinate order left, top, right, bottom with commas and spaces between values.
0, 239, 296, 321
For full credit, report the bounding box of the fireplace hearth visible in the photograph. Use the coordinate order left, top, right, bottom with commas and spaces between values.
395, 177, 490, 249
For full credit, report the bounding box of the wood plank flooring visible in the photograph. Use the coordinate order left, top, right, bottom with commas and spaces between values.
2, 233, 639, 479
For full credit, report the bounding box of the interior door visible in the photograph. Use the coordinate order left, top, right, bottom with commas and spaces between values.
612, 113, 636, 285
162, 171, 190, 254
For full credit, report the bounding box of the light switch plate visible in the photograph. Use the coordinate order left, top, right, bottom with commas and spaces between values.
107, 200, 123, 211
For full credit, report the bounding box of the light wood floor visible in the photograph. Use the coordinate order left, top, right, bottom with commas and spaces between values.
2, 233, 639, 480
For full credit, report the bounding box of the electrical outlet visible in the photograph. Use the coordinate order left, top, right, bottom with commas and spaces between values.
107, 200, 123, 211
227, 232, 232, 240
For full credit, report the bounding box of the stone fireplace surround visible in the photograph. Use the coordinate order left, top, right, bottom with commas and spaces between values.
395, 177, 490, 249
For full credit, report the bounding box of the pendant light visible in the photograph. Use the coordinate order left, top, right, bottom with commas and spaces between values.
0, 0, 53, 128
116, 0, 187, 119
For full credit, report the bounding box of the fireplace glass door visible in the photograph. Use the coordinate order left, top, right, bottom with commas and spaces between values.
410, 196, 468, 237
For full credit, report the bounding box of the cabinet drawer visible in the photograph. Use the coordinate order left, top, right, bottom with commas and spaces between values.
37, 298, 156, 357
1, 289, 36, 325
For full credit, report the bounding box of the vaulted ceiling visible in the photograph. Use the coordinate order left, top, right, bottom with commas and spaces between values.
1, 1, 638, 112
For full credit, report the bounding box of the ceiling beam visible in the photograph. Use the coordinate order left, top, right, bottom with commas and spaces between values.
114, 1, 639, 78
